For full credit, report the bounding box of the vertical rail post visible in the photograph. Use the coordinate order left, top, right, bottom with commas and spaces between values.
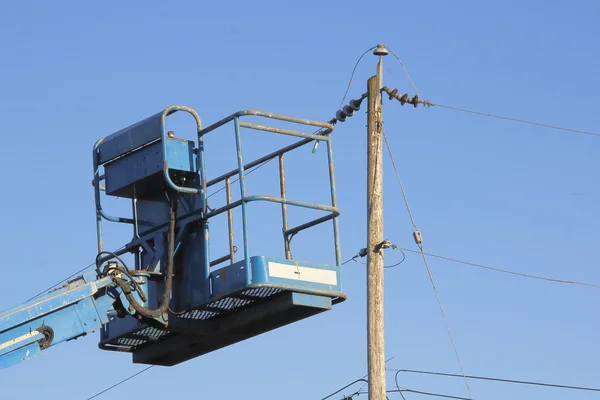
367, 43, 388, 400
279, 154, 292, 260
233, 117, 251, 283
197, 123, 211, 295
225, 177, 235, 264
92, 149, 104, 254
326, 138, 341, 267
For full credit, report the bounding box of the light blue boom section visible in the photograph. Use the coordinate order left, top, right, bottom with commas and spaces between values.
0, 271, 120, 370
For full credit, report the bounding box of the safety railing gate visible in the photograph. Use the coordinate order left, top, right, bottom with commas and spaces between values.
200, 110, 342, 279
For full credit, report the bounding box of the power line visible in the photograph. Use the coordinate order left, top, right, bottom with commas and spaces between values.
392, 369, 600, 393
382, 87, 600, 139
433, 103, 600, 138
414, 247, 473, 399
394, 370, 471, 400
382, 130, 473, 399
320, 379, 369, 400
23, 245, 125, 303
362, 388, 471, 400
24, 262, 95, 303
343, 244, 406, 269
338, 46, 377, 109
398, 247, 600, 290
382, 131, 417, 233
86, 365, 155, 399
206, 158, 272, 200
320, 357, 396, 400
387, 47, 422, 101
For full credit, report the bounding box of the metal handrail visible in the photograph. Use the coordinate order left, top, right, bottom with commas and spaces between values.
198, 110, 333, 137
201, 111, 341, 270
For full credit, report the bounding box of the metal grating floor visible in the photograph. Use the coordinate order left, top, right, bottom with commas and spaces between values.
101, 287, 284, 352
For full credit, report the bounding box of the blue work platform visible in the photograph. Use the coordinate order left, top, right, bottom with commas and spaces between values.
92, 106, 346, 366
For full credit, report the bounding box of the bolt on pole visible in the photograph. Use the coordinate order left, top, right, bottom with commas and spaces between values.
367, 43, 388, 400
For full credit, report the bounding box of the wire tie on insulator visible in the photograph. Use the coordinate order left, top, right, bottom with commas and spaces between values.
375, 239, 391, 252
413, 230, 423, 245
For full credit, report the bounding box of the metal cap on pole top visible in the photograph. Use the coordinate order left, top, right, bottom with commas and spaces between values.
373, 44, 389, 56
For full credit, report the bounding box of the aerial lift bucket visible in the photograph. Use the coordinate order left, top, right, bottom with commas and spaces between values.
91, 106, 346, 366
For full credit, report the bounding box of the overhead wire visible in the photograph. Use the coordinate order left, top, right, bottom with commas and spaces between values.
24, 263, 95, 303
368, 388, 471, 400
207, 159, 272, 200
85, 365, 155, 399
382, 130, 473, 399
23, 245, 127, 303
384, 44, 599, 139
359, 388, 470, 399
338, 46, 378, 109
387, 47, 422, 101
320, 379, 369, 400
432, 103, 600, 138
346, 243, 406, 269
355, 356, 396, 395
398, 247, 600, 290
392, 369, 600, 393
414, 246, 473, 399
320, 356, 396, 399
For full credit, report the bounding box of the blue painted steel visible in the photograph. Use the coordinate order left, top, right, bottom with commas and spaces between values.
92, 136, 135, 230
238, 121, 333, 141
233, 117, 251, 284
198, 110, 334, 137
0, 343, 40, 370
91, 105, 344, 366
326, 139, 342, 266
243, 195, 340, 215
104, 139, 197, 198
0, 331, 44, 358
96, 111, 164, 164
0, 271, 140, 370
159, 106, 203, 195
0, 105, 345, 371
210, 256, 344, 301
92, 106, 203, 235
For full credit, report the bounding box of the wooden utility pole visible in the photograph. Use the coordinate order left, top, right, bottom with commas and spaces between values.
367, 44, 388, 400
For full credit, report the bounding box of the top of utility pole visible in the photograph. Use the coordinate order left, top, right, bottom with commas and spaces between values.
373, 44, 389, 56
374, 44, 388, 100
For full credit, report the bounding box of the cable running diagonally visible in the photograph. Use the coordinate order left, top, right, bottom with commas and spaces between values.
338, 46, 377, 109
382, 130, 473, 399
392, 369, 600, 393
398, 247, 600, 290
387, 47, 422, 100
86, 365, 155, 399
433, 103, 600, 138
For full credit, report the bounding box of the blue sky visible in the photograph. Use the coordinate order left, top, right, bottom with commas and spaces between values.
1, 1, 599, 399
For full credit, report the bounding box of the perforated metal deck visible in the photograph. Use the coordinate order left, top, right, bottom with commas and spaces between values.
99, 286, 285, 354
99, 284, 337, 366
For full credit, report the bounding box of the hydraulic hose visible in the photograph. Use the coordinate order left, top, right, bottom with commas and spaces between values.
111, 191, 178, 322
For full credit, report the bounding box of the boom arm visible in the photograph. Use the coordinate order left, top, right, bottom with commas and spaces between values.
0, 268, 146, 370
